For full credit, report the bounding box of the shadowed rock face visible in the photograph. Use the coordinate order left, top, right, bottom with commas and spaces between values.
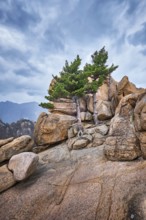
1, 145, 146, 220
134, 93, 146, 159
104, 94, 141, 161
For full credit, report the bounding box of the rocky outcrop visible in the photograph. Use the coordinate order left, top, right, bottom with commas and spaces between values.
134, 92, 146, 158
1, 75, 146, 219
104, 94, 141, 161
0, 119, 35, 139
86, 78, 117, 120
8, 152, 39, 181
67, 124, 108, 150
117, 76, 145, 101
34, 112, 76, 146
0, 152, 38, 193
1, 145, 146, 220
0, 135, 34, 163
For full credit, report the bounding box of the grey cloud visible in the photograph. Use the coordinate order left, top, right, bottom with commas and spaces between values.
43, 26, 65, 51
125, 0, 141, 15
0, 47, 29, 61
141, 49, 146, 56
128, 23, 146, 46
0, 0, 146, 103
0, 0, 40, 31
15, 68, 37, 77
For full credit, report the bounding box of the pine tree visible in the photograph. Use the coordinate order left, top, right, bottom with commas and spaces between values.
40, 55, 88, 126
83, 47, 118, 124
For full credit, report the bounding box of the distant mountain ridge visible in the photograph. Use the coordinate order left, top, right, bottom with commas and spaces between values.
0, 119, 35, 139
0, 101, 44, 123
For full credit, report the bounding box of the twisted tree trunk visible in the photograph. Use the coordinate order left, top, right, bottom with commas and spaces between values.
74, 96, 83, 137
108, 74, 111, 101
93, 93, 98, 125
75, 96, 81, 124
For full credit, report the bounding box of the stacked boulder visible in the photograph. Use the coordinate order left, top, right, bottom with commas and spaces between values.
33, 75, 146, 163
104, 77, 146, 161
104, 94, 141, 160
0, 135, 38, 193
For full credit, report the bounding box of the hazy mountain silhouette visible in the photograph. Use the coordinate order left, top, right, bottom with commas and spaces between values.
0, 101, 44, 123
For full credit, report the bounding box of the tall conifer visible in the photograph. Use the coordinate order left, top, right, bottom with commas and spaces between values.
84, 47, 118, 124
40, 55, 88, 125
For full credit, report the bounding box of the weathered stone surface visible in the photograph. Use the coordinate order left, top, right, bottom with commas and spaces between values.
1, 146, 146, 220
38, 143, 70, 164
68, 123, 84, 139
104, 94, 141, 161
0, 165, 16, 193
84, 124, 108, 137
67, 137, 77, 150
92, 133, 105, 147
50, 98, 76, 115
95, 124, 109, 135
97, 100, 113, 120
87, 78, 118, 115
0, 135, 33, 163
50, 98, 87, 116
34, 112, 76, 146
86, 94, 94, 113
87, 95, 113, 120
139, 132, 146, 159
67, 135, 92, 150
133, 93, 146, 159
0, 137, 14, 147
117, 76, 145, 102
8, 152, 39, 181
80, 111, 92, 121
48, 78, 56, 94
71, 145, 104, 161
134, 92, 146, 131
72, 138, 89, 150
104, 136, 141, 161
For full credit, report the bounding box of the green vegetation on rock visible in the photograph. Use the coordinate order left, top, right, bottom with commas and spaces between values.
40, 47, 118, 125
83, 47, 118, 124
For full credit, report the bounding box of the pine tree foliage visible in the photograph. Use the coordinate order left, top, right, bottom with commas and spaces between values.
39, 102, 54, 109
39, 47, 118, 126
49, 55, 88, 100
39, 55, 88, 126
83, 47, 118, 124
84, 47, 118, 93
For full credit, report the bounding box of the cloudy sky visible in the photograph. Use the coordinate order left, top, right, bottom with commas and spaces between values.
0, 0, 146, 103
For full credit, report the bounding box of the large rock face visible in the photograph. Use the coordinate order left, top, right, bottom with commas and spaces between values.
34, 112, 77, 146
134, 92, 146, 158
1, 75, 146, 219
1, 145, 146, 220
104, 94, 141, 161
117, 76, 145, 102
87, 78, 117, 120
